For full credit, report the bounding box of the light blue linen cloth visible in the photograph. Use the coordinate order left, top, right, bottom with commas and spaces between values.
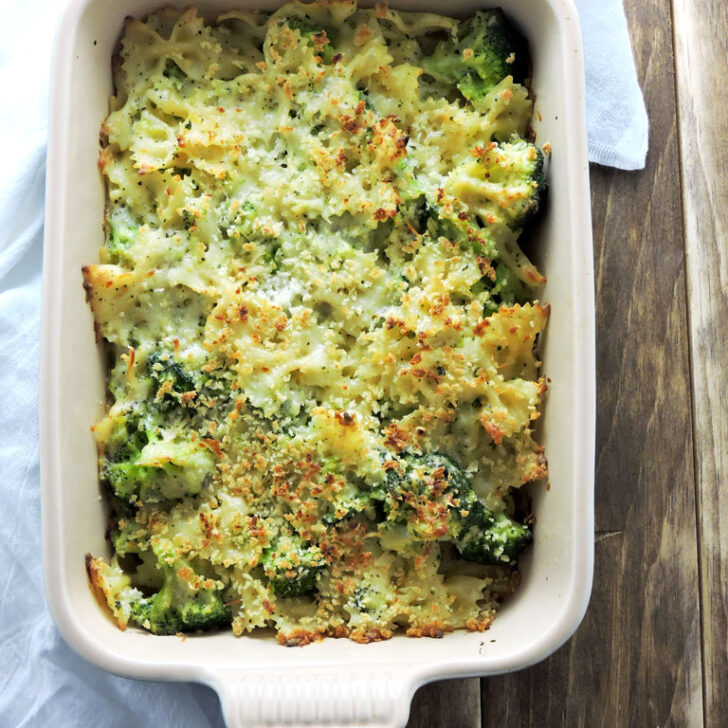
0, 1, 647, 725
579, 1, 648, 169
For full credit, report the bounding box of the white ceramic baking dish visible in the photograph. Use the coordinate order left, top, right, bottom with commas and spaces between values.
41, 0, 594, 725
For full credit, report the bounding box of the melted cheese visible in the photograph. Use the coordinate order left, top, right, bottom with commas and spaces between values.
87, 0, 549, 644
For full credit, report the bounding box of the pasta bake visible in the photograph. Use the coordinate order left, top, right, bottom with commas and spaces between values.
85, 0, 549, 645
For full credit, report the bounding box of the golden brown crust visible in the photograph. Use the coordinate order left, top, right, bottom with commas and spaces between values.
349, 626, 394, 644
465, 615, 495, 632
405, 621, 454, 639
277, 628, 325, 647
85, 2, 545, 645
85, 553, 127, 630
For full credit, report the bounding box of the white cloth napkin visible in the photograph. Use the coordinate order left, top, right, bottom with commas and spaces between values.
0, 1, 647, 725
577, 0, 649, 170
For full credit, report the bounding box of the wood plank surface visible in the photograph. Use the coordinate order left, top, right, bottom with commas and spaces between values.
407, 679, 481, 728
671, 0, 728, 722
477, 0, 705, 724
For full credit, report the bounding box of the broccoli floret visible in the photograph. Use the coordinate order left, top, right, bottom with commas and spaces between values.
451, 139, 546, 231
111, 515, 149, 556
130, 583, 230, 634
381, 452, 532, 565
222, 199, 257, 242
456, 505, 532, 565
492, 261, 527, 304
476, 261, 530, 316
262, 531, 327, 598
104, 210, 139, 265
402, 200, 543, 316
99, 414, 148, 498
87, 545, 230, 635
320, 484, 376, 525
105, 492, 143, 555
422, 10, 528, 105
162, 58, 186, 81
286, 18, 335, 63
99, 411, 216, 503
128, 542, 231, 635
414, 202, 501, 260
317, 458, 379, 525
382, 452, 470, 541
147, 351, 198, 407
143, 347, 235, 423
485, 139, 545, 229
103, 444, 215, 503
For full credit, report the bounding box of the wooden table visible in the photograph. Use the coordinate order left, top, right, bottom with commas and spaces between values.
407, 0, 728, 725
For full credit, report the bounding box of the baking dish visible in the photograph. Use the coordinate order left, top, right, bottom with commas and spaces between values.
40, 0, 594, 725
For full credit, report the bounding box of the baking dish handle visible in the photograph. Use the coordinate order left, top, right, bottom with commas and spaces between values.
210, 668, 415, 728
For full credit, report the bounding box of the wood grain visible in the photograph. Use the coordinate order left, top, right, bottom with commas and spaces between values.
406, 678, 481, 728
671, 0, 728, 721
479, 0, 705, 724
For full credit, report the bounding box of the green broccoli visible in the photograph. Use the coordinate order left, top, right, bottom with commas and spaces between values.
483, 139, 545, 229
421, 10, 528, 105
144, 348, 235, 424
104, 209, 139, 264
381, 452, 469, 545
147, 351, 199, 408
102, 491, 150, 556
99, 410, 216, 503
317, 459, 379, 526
406, 198, 501, 260
111, 515, 149, 556
320, 485, 376, 526
456, 505, 532, 565
128, 541, 231, 634
450, 139, 546, 231
162, 58, 187, 81
381, 452, 532, 565
99, 414, 148, 498
222, 199, 257, 242
476, 260, 530, 316
492, 261, 527, 304
399, 199, 526, 315
262, 531, 327, 597
286, 17, 335, 64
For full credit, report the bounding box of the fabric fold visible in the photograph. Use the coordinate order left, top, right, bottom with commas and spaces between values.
576, 0, 649, 170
